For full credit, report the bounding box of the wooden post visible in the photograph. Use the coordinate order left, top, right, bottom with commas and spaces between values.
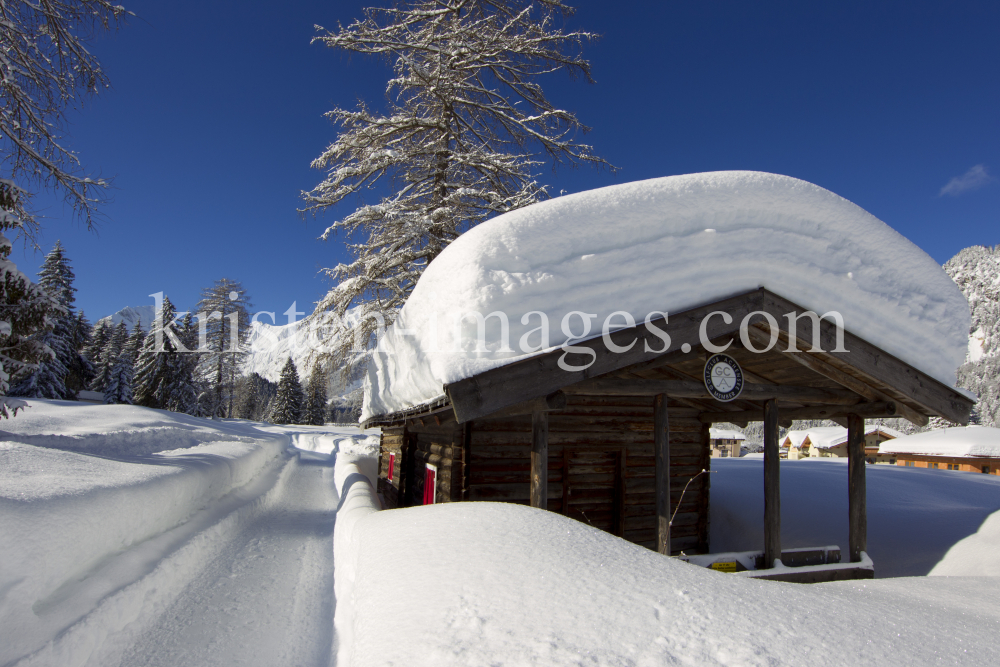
614, 448, 627, 537
531, 410, 548, 509
654, 394, 670, 555
763, 398, 781, 568
562, 448, 571, 515
847, 413, 867, 563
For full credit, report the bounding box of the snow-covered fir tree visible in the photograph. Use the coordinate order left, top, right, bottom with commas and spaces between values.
304, 369, 328, 425
10, 241, 89, 399
92, 321, 128, 393
84, 319, 112, 369
133, 297, 199, 414
124, 318, 145, 360
103, 354, 133, 405
234, 372, 277, 422
0, 219, 59, 417
195, 279, 252, 417
67, 310, 94, 393
303, 0, 610, 380
270, 358, 305, 425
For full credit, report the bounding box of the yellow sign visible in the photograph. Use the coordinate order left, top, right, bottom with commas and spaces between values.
710, 561, 738, 572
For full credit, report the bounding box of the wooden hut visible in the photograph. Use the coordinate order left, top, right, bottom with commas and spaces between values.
364, 288, 974, 576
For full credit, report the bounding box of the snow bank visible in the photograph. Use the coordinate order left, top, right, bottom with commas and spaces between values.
341, 501, 1000, 666
331, 440, 381, 667
880, 425, 1000, 458
710, 457, 1000, 577
0, 401, 291, 664
363, 171, 969, 421
931, 508, 1000, 576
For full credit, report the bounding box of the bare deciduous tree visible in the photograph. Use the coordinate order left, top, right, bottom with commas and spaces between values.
303, 0, 611, 378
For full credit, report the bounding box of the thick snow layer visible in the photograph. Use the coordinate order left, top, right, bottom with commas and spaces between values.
363, 171, 970, 420
879, 425, 1000, 458
338, 502, 1000, 666
0, 401, 288, 664
783, 424, 904, 450
931, 508, 1000, 576
708, 427, 745, 440
710, 457, 1000, 577
0, 402, 379, 667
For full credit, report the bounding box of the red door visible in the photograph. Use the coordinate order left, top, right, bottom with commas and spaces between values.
423, 464, 437, 505
387, 452, 395, 482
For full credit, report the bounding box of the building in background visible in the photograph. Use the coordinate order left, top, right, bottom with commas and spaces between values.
783, 425, 902, 462
709, 428, 745, 457
880, 426, 1000, 474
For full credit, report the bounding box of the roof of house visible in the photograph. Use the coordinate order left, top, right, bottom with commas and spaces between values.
709, 428, 746, 441
879, 426, 1000, 458
362, 171, 969, 422
782, 425, 904, 450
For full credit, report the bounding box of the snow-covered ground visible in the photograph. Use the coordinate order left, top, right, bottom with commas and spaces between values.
4, 402, 1000, 666
0, 400, 376, 667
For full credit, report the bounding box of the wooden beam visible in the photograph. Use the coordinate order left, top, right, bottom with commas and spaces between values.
698, 401, 899, 424
744, 325, 929, 427
530, 411, 548, 509
565, 377, 861, 405
763, 399, 781, 569
847, 413, 867, 563
445, 291, 765, 423
759, 290, 972, 424
654, 394, 670, 555
486, 391, 566, 420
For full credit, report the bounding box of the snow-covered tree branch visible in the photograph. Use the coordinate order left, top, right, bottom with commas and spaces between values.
302, 0, 611, 378
0, 0, 127, 237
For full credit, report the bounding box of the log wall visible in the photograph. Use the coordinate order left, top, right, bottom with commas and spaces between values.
376, 396, 710, 555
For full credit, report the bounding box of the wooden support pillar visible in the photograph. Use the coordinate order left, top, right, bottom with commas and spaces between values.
531, 410, 548, 509
847, 413, 867, 563
763, 398, 781, 568
654, 393, 670, 555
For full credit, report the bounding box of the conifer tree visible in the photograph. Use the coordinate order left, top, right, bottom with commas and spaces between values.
103, 354, 133, 405
124, 318, 144, 361
0, 227, 59, 417
11, 241, 89, 399
271, 358, 305, 424
133, 296, 198, 413
304, 369, 328, 425
304, 0, 610, 379
92, 321, 127, 393
234, 372, 277, 422
85, 320, 112, 367
195, 279, 252, 417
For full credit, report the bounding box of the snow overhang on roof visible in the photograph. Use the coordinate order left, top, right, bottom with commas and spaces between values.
879, 426, 1000, 458
362, 171, 970, 423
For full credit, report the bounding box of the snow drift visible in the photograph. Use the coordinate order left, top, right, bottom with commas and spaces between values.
363, 171, 970, 421
0, 401, 290, 664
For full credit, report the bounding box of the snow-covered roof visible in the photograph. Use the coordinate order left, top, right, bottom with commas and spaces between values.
709, 428, 746, 441
783, 425, 904, 450
879, 426, 1000, 458
362, 171, 970, 421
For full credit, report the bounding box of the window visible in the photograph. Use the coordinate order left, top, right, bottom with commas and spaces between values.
947, 463, 959, 471
930, 462, 939, 469
904, 461, 915, 467
387, 452, 395, 482
423, 463, 437, 505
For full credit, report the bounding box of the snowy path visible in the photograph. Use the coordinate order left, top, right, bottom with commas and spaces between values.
116, 450, 338, 667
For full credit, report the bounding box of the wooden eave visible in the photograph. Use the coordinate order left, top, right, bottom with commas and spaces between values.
363, 288, 975, 428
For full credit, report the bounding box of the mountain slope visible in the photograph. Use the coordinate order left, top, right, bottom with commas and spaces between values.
945, 244, 1000, 426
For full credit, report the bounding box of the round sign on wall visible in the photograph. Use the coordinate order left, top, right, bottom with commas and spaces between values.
703, 354, 744, 402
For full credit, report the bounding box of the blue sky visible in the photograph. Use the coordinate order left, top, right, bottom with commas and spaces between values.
18, 0, 999, 321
